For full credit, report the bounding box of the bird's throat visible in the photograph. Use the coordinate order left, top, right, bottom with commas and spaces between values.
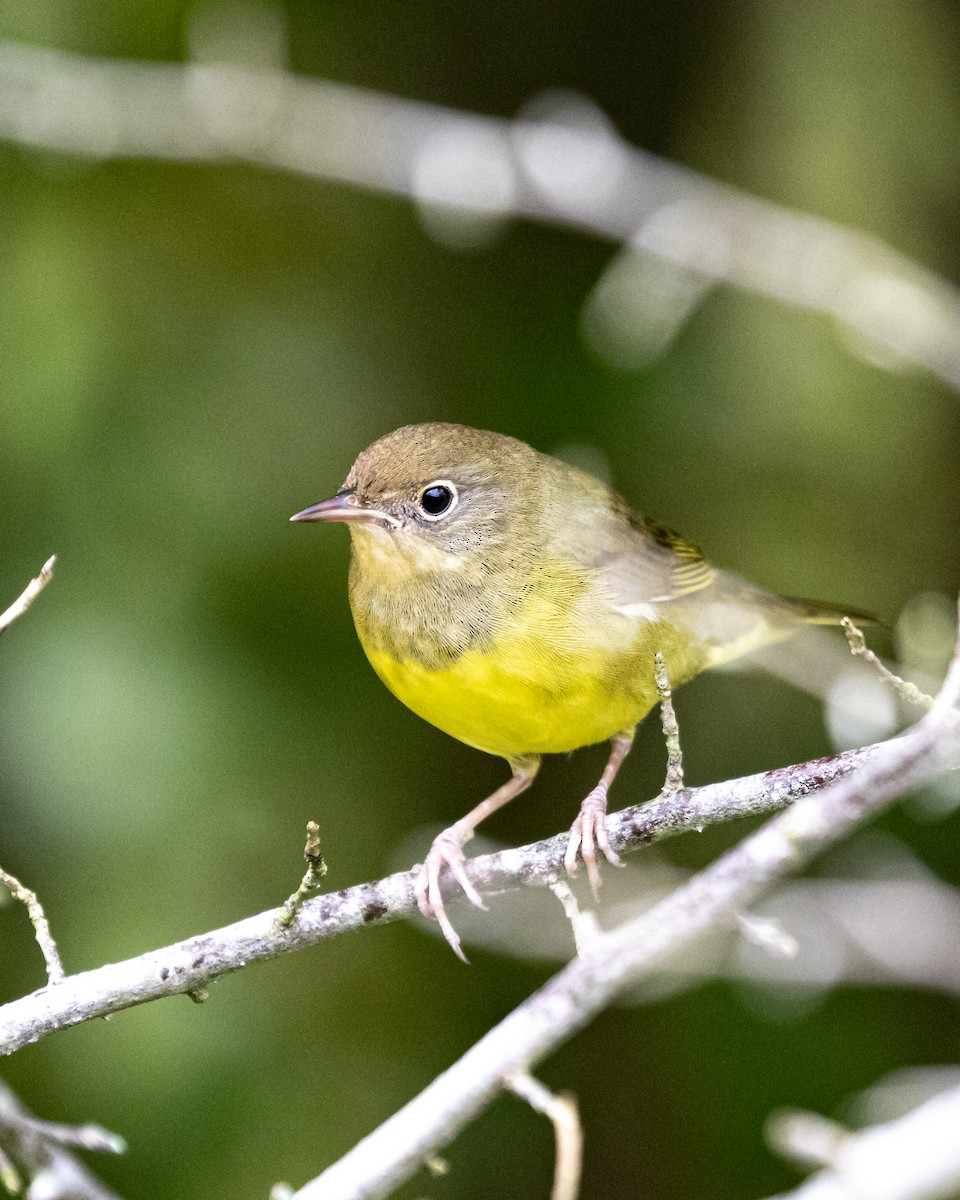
347, 528, 495, 668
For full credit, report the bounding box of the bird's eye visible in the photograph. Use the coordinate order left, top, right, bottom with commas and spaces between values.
418, 481, 457, 519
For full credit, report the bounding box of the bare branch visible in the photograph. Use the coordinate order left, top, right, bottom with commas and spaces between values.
287, 621, 960, 1200
0, 738, 894, 1057
2, 42, 960, 388
764, 1085, 960, 1200
0, 1079, 124, 1200
437, 850, 960, 993
0, 556, 55, 636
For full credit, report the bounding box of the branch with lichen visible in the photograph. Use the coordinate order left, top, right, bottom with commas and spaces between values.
278, 821, 328, 926
842, 617, 934, 711
0, 726, 940, 1059
0, 866, 64, 985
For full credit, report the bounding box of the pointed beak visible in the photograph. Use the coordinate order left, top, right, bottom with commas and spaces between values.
289, 492, 399, 528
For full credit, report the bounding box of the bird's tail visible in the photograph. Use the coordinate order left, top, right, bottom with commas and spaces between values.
779, 595, 880, 627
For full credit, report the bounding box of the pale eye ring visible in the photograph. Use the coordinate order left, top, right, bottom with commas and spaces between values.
418, 480, 458, 519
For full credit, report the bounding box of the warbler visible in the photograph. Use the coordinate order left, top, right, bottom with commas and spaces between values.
292, 422, 864, 960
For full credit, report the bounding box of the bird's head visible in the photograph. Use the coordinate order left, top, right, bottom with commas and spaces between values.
290, 423, 539, 575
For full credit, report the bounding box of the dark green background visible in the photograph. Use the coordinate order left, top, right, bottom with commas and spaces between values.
1, 2, 958, 1197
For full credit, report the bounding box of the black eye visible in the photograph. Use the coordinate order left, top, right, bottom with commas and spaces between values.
419, 483, 456, 517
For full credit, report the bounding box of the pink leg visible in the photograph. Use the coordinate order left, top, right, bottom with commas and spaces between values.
564, 729, 635, 897
415, 756, 540, 962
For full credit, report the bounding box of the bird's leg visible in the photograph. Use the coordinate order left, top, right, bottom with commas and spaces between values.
564, 729, 635, 897
415, 755, 540, 962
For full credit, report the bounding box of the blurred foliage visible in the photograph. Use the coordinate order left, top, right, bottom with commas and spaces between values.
1, 1, 959, 1198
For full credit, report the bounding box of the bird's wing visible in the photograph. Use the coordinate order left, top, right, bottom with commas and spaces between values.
623, 514, 718, 602
554, 492, 718, 609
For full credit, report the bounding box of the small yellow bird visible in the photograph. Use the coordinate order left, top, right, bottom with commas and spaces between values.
292, 423, 864, 959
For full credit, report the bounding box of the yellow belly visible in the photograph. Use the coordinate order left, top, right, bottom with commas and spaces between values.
363, 642, 650, 758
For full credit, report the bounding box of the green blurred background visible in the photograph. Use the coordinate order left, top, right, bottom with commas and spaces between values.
1, 1, 959, 1197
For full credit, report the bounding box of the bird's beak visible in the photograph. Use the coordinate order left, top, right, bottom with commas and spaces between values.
289, 492, 400, 528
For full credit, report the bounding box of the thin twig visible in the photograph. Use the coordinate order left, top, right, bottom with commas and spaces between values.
0, 556, 56, 636
0, 739, 894, 1057
0, 866, 65, 984
505, 1072, 582, 1200
842, 618, 934, 711
654, 651, 684, 795
278, 822, 327, 927
548, 881, 601, 955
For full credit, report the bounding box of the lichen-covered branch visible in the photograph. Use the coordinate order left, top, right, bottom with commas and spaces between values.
842, 618, 934, 712
0, 739, 888, 1057
0, 865, 64, 984
278, 821, 328, 926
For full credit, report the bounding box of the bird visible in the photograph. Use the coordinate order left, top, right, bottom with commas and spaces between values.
291, 422, 866, 960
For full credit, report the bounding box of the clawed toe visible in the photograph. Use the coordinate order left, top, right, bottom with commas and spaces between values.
414, 830, 486, 963
564, 784, 623, 898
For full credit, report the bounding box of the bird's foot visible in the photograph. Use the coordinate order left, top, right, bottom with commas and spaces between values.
564, 782, 623, 898
414, 827, 486, 963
